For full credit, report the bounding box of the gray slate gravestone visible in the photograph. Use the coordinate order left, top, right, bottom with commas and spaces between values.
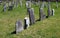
3, 3, 7, 12
39, 8, 46, 20
16, 20, 23, 34
28, 8, 35, 25
24, 17, 30, 29
47, 2, 52, 17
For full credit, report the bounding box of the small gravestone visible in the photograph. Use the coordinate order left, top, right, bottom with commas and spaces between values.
24, 17, 30, 29
20, 0, 22, 7
47, 2, 52, 17
15, 0, 18, 7
16, 20, 23, 34
56, 0, 58, 8
3, 3, 7, 12
28, 8, 35, 25
39, 8, 46, 20
11, 1, 15, 7
8, 2, 13, 11
8, 5, 13, 11
40, 2, 44, 8
52, 9, 55, 16
26, 1, 31, 8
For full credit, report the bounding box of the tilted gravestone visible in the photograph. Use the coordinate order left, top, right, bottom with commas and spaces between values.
28, 8, 35, 25
16, 20, 23, 34
24, 17, 30, 29
39, 8, 46, 20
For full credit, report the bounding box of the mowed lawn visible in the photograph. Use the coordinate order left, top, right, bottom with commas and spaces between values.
0, 2, 60, 38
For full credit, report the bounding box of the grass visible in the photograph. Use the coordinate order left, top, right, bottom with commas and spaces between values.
0, 2, 60, 38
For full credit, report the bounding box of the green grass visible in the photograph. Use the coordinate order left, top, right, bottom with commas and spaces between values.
0, 2, 60, 38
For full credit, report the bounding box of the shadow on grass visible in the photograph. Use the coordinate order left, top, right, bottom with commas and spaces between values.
11, 31, 16, 34
46, 16, 48, 18
36, 19, 40, 22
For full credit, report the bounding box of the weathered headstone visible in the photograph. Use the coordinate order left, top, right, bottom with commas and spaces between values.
28, 8, 35, 25
16, 20, 23, 34
52, 9, 55, 16
24, 17, 30, 29
39, 8, 46, 20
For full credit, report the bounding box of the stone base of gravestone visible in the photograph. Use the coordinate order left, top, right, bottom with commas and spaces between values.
16, 20, 24, 34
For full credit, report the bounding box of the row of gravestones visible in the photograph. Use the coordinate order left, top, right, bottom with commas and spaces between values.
3, 0, 23, 12
15, 1, 55, 34
2, 0, 58, 12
